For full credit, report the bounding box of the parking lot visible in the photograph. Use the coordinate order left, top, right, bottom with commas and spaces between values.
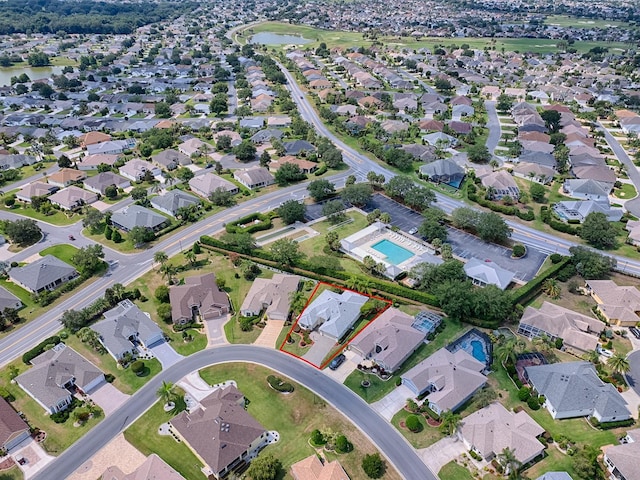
363, 194, 547, 282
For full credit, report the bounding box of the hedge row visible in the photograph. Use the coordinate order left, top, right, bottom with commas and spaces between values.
590, 417, 635, 429
467, 191, 535, 221
199, 235, 439, 307
33, 272, 92, 306
511, 256, 571, 306
225, 213, 272, 234
23, 335, 61, 364
540, 206, 580, 235
155, 220, 181, 238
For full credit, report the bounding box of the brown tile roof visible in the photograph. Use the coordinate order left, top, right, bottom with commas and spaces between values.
47, 168, 86, 186
291, 455, 349, 480
169, 273, 230, 323
0, 397, 29, 449
81, 131, 111, 147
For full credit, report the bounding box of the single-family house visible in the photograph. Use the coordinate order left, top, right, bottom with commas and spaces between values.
516, 151, 556, 169
269, 156, 318, 174
349, 307, 426, 373
169, 273, 230, 324
535, 474, 573, 480
240, 274, 300, 321
118, 159, 161, 182
101, 454, 185, 480
150, 190, 201, 217
16, 181, 58, 202
80, 131, 111, 147
16, 344, 105, 414
188, 173, 239, 198
0, 286, 22, 311
459, 403, 545, 467
419, 159, 465, 188
517, 301, 603, 353
86, 139, 135, 156
151, 149, 191, 171
0, 397, 30, 451
298, 289, 368, 341
169, 385, 269, 479
178, 138, 210, 157
603, 428, 640, 480
512, 163, 554, 184
284, 140, 316, 156
481, 170, 520, 200
83, 172, 130, 195
464, 258, 515, 290
626, 219, 640, 246
233, 167, 275, 190
47, 168, 86, 188
48, 186, 98, 210
585, 280, 640, 327
422, 132, 457, 147
401, 348, 487, 414
290, 455, 349, 480
9, 255, 78, 294
92, 300, 165, 361
525, 362, 631, 422
110, 205, 169, 232
78, 153, 120, 171
553, 200, 622, 223
250, 129, 284, 144
563, 179, 612, 201
571, 165, 617, 185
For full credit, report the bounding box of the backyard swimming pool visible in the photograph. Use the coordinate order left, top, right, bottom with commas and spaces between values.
447, 329, 492, 367
371, 239, 414, 265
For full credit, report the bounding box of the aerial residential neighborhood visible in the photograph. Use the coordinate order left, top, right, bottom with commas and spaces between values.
0, 0, 638, 479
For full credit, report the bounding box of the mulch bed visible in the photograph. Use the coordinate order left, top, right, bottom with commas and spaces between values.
426, 417, 441, 427
0, 457, 15, 470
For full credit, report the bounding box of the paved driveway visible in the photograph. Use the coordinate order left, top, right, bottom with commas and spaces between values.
302, 333, 336, 367
324, 349, 360, 382
203, 314, 230, 346
12, 438, 55, 479
149, 341, 183, 368
89, 383, 129, 417
371, 384, 414, 421
417, 436, 467, 475
254, 319, 285, 348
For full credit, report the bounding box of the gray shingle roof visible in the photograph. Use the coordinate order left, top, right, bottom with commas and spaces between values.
9, 255, 77, 293
111, 205, 168, 231
83, 172, 130, 195
150, 190, 200, 216
0, 285, 22, 311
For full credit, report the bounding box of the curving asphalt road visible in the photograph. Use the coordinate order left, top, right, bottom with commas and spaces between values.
33, 346, 436, 480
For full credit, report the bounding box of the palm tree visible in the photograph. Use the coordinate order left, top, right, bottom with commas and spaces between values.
608, 352, 631, 376
584, 348, 601, 365
345, 276, 372, 295
289, 290, 307, 316
184, 249, 197, 267
439, 410, 461, 437
154, 251, 168, 269
497, 447, 522, 479
495, 337, 520, 367
157, 381, 175, 406
542, 278, 561, 299
160, 263, 177, 284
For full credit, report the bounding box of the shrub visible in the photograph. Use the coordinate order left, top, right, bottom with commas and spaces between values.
527, 396, 541, 410
469, 450, 482, 461
22, 335, 61, 364
130, 360, 144, 375
555, 338, 564, 349
310, 429, 326, 446
518, 387, 531, 401
550, 253, 563, 264
50, 410, 70, 424
225, 213, 271, 234
267, 375, 294, 393
334, 434, 353, 453
512, 244, 526, 257
395, 377, 402, 387
362, 453, 384, 479
155, 285, 170, 303
592, 418, 635, 429
0, 387, 14, 401
405, 414, 422, 432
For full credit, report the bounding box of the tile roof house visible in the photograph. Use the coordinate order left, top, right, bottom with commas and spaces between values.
349, 307, 425, 373
110, 205, 169, 232
78, 153, 120, 171
233, 167, 275, 190
49, 186, 98, 210
16, 344, 105, 414
480, 170, 520, 200
92, 300, 165, 361
586, 280, 640, 327
80, 131, 111, 147
9, 255, 78, 294
517, 301, 603, 353
189, 173, 239, 198
169, 273, 230, 324
118, 159, 161, 182
47, 168, 87, 188
290, 455, 349, 480
464, 258, 515, 290
525, 362, 631, 422
101, 454, 185, 480
298, 289, 368, 341
83, 172, 130, 195
0, 285, 22, 311
603, 428, 640, 480
401, 348, 487, 414
178, 137, 209, 157
15, 181, 59, 202
151, 149, 191, 171
240, 273, 300, 321
459, 403, 545, 466
150, 190, 201, 217
86, 139, 136, 156
269, 155, 318, 174
170, 385, 269, 479
0, 396, 30, 451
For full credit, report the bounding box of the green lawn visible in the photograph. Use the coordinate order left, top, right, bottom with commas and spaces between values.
39, 244, 80, 266
344, 319, 467, 403
544, 15, 633, 29
0, 358, 103, 455
124, 398, 205, 480
0, 203, 81, 226
613, 183, 637, 199
391, 409, 444, 449
523, 447, 578, 479
438, 461, 475, 480
0, 465, 24, 480
197, 363, 402, 480
62, 334, 161, 395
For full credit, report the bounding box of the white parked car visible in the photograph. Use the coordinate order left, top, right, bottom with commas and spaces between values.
597, 345, 613, 358
408, 227, 418, 235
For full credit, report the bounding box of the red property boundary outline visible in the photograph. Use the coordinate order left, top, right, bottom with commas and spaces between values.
278, 281, 392, 370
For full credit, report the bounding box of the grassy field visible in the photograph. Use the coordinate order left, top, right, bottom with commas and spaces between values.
198, 363, 402, 480
0, 358, 103, 455
245, 21, 633, 54
39, 243, 80, 265
0, 466, 24, 480
438, 461, 475, 480
62, 334, 161, 395
544, 15, 634, 29
343, 319, 467, 403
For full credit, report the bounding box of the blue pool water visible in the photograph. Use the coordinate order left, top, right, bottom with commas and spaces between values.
371, 239, 414, 265
470, 340, 487, 363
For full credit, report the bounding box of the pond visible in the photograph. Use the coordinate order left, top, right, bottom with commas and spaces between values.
0, 65, 64, 87
250, 32, 312, 45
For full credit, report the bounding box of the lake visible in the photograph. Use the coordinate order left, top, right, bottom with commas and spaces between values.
250, 32, 312, 45
0, 66, 64, 87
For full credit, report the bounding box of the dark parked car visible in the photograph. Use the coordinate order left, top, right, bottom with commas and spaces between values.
329, 353, 346, 371
630, 327, 640, 339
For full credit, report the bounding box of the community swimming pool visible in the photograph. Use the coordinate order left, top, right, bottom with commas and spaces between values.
371, 239, 414, 265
